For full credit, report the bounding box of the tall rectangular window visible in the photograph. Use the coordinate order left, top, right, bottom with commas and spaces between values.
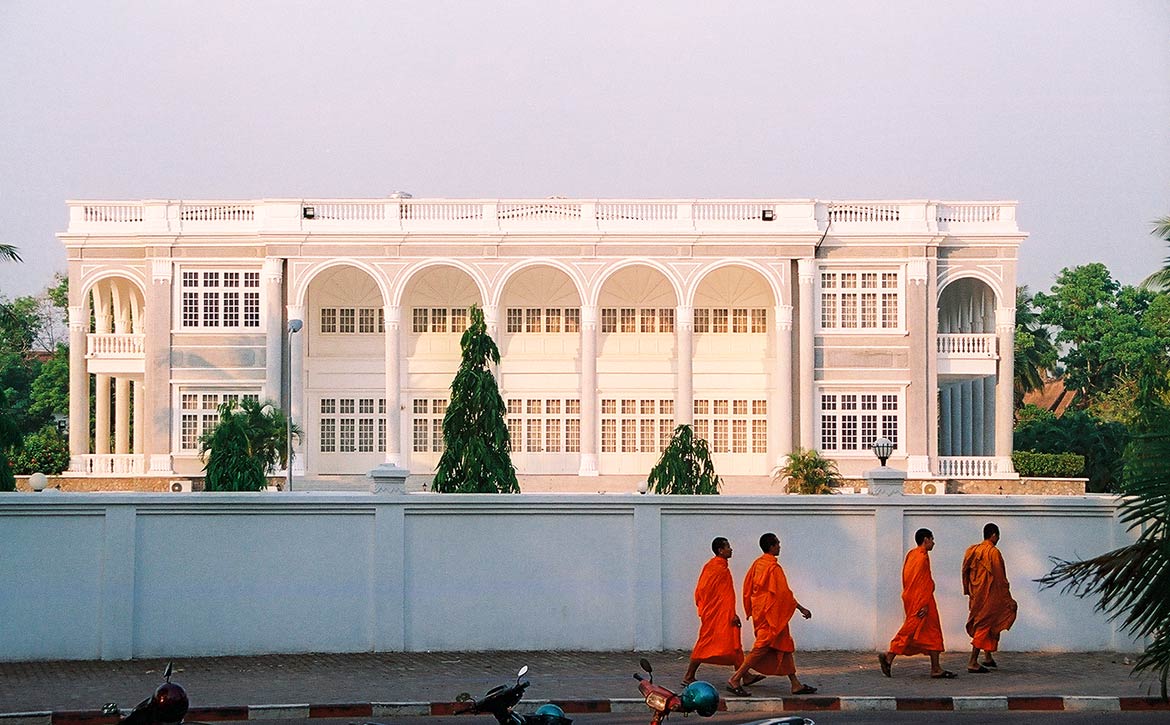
601, 308, 618, 333
694, 308, 710, 333
818, 391, 899, 452
821, 270, 900, 330
181, 270, 262, 330
339, 308, 355, 334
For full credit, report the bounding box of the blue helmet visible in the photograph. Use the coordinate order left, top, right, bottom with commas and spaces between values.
534, 703, 566, 718
681, 681, 719, 717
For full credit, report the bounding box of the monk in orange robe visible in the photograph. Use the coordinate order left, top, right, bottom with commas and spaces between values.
878, 528, 954, 679
683, 537, 746, 685
962, 522, 1017, 673
728, 532, 817, 696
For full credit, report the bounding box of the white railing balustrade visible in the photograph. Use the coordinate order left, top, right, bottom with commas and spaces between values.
937, 203, 1002, 223
937, 456, 999, 478
497, 201, 583, 221
596, 201, 678, 221
83, 204, 144, 223
179, 203, 255, 222
87, 333, 145, 357
693, 201, 769, 221
307, 201, 387, 221
70, 454, 144, 475
827, 203, 900, 222
937, 333, 997, 358
399, 201, 484, 221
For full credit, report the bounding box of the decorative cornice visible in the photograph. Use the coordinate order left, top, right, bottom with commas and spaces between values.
150, 258, 172, 284
907, 258, 928, 284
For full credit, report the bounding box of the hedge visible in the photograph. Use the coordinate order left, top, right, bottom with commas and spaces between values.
1012, 450, 1085, 478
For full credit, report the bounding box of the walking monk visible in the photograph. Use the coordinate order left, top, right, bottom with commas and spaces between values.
962, 522, 1017, 673
727, 532, 817, 696
878, 528, 955, 679
682, 537, 748, 686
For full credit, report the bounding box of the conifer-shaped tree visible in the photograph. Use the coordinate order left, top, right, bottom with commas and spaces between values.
432, 304, 519, 493
647, 424, 721, 494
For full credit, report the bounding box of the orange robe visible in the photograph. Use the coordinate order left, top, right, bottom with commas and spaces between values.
689, 556, 745, 666
889, 544, 945, 655
962, 540, 1017, 652
742, 553, 797, 675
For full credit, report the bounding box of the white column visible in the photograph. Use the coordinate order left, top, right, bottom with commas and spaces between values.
797, 259, 815, 449
114, 377, 130, 454
995, 309, 1016, 472
675, 305, 693, 424
483, 304, 499, 340
905, 258, 931, 475
262, 258, 284, 403
774, 304, 794, 466
132, 380, 144, 454
68, 305, 89, 459
95, 374, 111, 455
983, 376, 996, 457
950, 382, 962, 457
579, 304, 598, 476
144, 258, 174, 473
939, 385, 952, 456
971, 375, 984, 455
384, 305, 402, 466
288, 304, 306, 475
960, 381, 973, 455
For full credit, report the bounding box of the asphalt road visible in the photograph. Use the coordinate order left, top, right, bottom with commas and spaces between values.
244, 714, 1170, 725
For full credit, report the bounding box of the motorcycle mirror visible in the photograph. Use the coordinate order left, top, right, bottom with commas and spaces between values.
516, 665, 529, 680
163, 662, 174, 682
639, 658, 653, 674
455, 693, 472, 703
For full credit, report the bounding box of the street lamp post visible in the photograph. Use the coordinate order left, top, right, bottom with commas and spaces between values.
866, 437, 905, 496
286, 319, 303, 492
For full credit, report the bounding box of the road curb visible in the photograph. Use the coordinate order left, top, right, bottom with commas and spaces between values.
4, 696, 1168, 722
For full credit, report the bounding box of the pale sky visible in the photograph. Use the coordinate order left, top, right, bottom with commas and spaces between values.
2, 0, 1167, 299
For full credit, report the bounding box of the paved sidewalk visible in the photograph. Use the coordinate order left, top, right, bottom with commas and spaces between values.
1, 650, 1166, 718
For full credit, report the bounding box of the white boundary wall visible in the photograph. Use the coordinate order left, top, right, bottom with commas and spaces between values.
0, 493, 1137, 661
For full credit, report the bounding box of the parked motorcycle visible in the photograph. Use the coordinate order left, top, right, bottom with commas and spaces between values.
102, 662, 189, 725
632, 658, 718, 724
454, 665, 572, 725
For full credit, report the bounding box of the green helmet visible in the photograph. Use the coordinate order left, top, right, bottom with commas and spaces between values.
681, 681, 719, 717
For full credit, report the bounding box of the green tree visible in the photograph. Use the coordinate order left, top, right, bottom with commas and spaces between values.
0, 388, 19, 491
1037, 372, 1170, 699
0, 244, 20, 263
29, 344, 70, 420
1034, 264, 1166, 406
200, 398, 299, 492
10, 425, 70, 475
774, 447, 842, 494
432, 304, 518, 493
1013, 286, 1057, 406
1139, 215, 1170, 292
647, 424, 721, 494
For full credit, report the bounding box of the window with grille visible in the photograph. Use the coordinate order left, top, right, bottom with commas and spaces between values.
180, 271, 261, 329
321, 396, 388, 454
412, 307, 470, 334
178, 390, 260, 450
817, 391, 899, 452
599, 398, 675, 454
598, 307, 681, 333
320, 307, 385, 334
411, 398, 448, 453
820, 270, 900, 330
503, 397, 581, 453
692, 308, 767, 333
693, 398, 767, 454
503, 307, 581, 334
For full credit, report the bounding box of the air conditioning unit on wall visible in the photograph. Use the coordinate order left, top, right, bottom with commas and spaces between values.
920, 481, 945, 495
169, 479, 192, 493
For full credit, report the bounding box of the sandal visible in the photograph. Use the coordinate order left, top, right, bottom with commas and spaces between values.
931, 670, 958, 679
725, 683, 751, 697
967, 665, 990, 674
982, 658, 998, 668
877, 653, 892, 678
743, 674, 767, 686
791, 684, 818, 695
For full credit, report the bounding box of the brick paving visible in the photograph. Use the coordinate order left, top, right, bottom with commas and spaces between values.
0, 650, 1165, 715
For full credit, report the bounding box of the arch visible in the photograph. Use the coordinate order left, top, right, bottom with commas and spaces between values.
938, 276, 998, 334
78, 268, 146, 308
937, 268, 1004, 306
588, 258, 683, 308
293, 258, 391, 308
686, 259, 785, 308
491, 258, 587, 309
390, 258, 489, 309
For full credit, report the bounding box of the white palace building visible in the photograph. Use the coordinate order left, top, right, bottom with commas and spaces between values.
59, 197, 1024, 487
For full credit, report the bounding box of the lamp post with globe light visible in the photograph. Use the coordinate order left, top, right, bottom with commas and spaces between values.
866, 437, 905, 496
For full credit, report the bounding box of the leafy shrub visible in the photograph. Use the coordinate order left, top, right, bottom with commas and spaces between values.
11, 426, 71, 475
774, 447, 841, 494
1014, 410, 1128, 492
0, 452, 14, 492
647, 424, 721, 494
1012, 450, 1085, 478
200, 398, 298, 492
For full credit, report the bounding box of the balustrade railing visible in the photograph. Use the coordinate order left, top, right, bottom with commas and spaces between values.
70, 454, 144, 475
66, 199, 1019, 235
936, 333, 997, 358
937, 456, 1000, 478
87, 333, 145, 357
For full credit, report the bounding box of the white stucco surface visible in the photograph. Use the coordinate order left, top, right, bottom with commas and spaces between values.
0, 492, 1136, 660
